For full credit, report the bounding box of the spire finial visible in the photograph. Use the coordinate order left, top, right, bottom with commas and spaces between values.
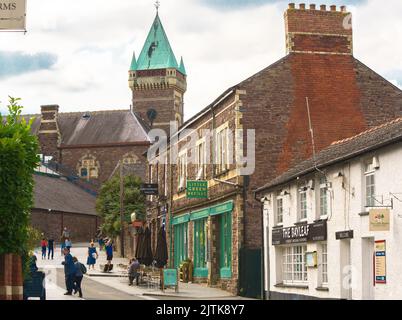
155, 0, 160, 12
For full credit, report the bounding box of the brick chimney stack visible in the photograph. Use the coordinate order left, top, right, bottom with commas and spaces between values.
38, 105, 60, 162
285, 3, 353, 55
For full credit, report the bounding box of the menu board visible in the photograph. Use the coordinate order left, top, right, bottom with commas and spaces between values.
374, 240, 386, 284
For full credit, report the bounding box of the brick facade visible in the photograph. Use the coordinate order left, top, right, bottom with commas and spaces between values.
0, 254, 23, 300
31, 209, 101, 243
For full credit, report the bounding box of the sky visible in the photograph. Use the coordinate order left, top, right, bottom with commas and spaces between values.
0, 0, 401, 119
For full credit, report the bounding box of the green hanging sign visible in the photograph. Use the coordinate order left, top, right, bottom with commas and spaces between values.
186, 180, 208, 199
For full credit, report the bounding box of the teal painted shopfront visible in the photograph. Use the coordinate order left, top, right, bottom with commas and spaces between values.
173, 200, 234, 279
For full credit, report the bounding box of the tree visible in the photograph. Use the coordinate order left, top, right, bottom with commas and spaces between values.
0, 97, 39, 266
96, 174, 145, 238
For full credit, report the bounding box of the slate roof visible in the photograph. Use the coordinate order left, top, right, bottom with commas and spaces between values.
57, 110, 149, 146
14, 110, 150, 146
33, 173, 97, 215
255, 117, 402, 192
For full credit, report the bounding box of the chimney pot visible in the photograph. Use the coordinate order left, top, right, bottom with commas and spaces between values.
320, 4, 326, 11
288, 3, 295, 9
310, 4, 316, 10
299, 3, 306, 10
340, 5, 347, 12
330, 5, 336, 11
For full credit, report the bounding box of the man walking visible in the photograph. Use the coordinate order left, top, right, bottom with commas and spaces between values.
61, 248, 75, 295
48, 238, 55, 260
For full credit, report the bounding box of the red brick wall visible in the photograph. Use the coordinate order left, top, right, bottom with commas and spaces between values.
0, 254, 22, 300
31, 209, 101, 243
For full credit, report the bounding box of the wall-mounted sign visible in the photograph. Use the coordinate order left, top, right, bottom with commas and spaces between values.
306, 251, 318, 268
0, 0, 26, 31
186, 180, 208, 199
336, 230, 354, 240
140, 183, 159, 196
272, 220, 327, 245
374, 240, 386, 284
369, 209, 390, 232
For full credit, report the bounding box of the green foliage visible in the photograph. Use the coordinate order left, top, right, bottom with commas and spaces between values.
0, 97, 40, 257
96, 174, 145, 238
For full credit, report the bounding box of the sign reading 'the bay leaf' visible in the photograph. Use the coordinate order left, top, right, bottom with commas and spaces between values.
0, 0, 26, 31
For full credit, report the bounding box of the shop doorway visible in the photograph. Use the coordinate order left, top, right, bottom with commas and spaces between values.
361, 237, 375, 300
340, 239, 352, 300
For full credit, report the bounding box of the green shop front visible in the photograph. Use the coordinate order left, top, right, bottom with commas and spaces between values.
171, 200, 234, 284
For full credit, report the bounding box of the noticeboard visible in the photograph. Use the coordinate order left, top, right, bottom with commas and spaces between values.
374, 240, 386, 284
163, 269, 178, 287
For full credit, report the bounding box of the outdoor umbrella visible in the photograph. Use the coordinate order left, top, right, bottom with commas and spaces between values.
140, 226, 153, 266
135, 227, 144, 260
154, 226, 168, 268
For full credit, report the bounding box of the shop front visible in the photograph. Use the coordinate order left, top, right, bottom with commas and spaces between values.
171, 200, 235, 287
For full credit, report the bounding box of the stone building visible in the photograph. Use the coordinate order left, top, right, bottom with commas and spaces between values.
257, 117, 402, 300
145, 3, 402, 297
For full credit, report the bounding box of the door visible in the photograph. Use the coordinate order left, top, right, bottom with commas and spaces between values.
362, 237, 375, 300
340, 239, 352, 300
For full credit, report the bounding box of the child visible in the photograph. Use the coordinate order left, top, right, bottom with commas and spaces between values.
65, 238, 72, 251
41, 238, 47, 260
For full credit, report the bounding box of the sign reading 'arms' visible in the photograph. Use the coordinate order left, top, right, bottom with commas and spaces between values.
0, 0, 26, 31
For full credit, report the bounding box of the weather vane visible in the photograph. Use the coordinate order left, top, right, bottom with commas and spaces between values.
155, 0, 161, 12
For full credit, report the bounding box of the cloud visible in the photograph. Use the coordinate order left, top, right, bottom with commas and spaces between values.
0, 51, 57, 79
199, 0, 368, 10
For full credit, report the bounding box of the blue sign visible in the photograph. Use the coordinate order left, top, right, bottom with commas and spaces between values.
163, 269, 177, 287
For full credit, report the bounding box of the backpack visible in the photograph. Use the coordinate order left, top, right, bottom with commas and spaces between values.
80, 263, 87, 274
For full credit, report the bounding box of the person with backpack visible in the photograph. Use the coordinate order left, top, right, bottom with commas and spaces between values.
73, 256, 86, 298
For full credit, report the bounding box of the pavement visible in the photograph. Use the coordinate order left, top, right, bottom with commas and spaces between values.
34, 243, 249, 300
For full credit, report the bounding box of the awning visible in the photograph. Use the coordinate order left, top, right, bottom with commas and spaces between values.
190, 208, 210, 221
188, 200, 234, 221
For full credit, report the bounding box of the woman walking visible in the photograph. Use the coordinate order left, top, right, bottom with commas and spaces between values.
41, 238, 47, 260
86, 242, 98, 270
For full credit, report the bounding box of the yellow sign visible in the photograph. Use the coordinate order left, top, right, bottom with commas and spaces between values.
0, 0, 26, 31
369, 209, 390, 232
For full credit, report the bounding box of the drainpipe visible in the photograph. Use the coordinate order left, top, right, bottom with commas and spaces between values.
255, 191, 269, 300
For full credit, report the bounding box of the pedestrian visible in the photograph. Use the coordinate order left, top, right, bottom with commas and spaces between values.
105, 239, 113, 267
41, 238, 47, 260
73, 257, 86, 298
87, 242, 98, 270
29, 254, 38, 273
98, 237, 105, 251
128, 258, 141, 286
65, 238, 72, 251
62, 227, 70, 240
47, 238, 55, 260
61, 247, 75, 295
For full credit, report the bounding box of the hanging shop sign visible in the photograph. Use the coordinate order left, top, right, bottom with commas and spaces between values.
272, 220, 327, 245
369, 209, 390, 232
0, 0, 26, 31
374, 240, 386, 284
186, 180, 208, 199
336, 230, 354, 240
140, 183, 159, 196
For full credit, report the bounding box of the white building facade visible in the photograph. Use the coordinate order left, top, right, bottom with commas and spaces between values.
259, 118, 402, 300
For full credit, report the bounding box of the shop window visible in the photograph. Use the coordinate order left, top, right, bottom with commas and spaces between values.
194, 219, 208, 277
282, 245, 307, 285
174, 223, 188, 268
364, 159, 376, 207
321, 243, 328, 286
220, 211, 232, 278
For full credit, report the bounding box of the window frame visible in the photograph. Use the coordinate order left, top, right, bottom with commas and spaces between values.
298, 187, 308, 221
275, 195, 284, 226
321, 243, 328, 286
216, 124, 230, 175
282, 245, 308, 285
177, 149, 187, 192
318, 176, 329, 219
196, 139, 207, 180
364, 159, 376, 207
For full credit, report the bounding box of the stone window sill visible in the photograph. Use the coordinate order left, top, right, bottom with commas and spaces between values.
316, 287, 329, 292
274, 283, 308, 290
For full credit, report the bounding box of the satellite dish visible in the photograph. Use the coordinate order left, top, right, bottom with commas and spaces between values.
147, 108, 157, 126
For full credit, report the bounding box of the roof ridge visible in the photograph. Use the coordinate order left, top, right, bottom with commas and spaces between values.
331, 117, 402, 146
58, 109, 130, 116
